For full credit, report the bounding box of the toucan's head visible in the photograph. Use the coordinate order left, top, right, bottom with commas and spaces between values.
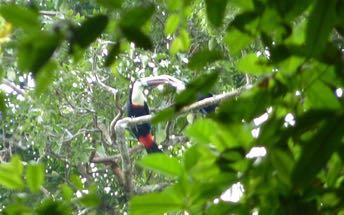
131, 77, 171, 106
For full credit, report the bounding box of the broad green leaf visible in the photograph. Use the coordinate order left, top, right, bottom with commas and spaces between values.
270, 149, 294, 187
71, 15, 108, 49
188, 49, 223, 70
326, 154, 342, 187
179, 29, 190, 51
305, 0, 336, 57
104, 42, 120, 67
237, 53, 273, 75
129, 186, 183, 215
0, 4, 40, 32
70, 174, 83, 190
119, 4, 155, 28
205, 0, 228, 27
18, 32, 61, 74
170, 37, 183, 55
175, 72, 219, 110
26, 163, 44, 193
165, 14, 180, 35
78, 193, 100, 207
36, 199, 72, 215
96, 0, 123, 9
291, 115, 344, 187
137, 154, 183, 177
0, 156, 24, 190
152, 108, 175, 124
224, 28, 253, 55
121, 27, 153, 50
305, 81, 341, 110
3, 204, 32, 215
60, 184, 74, 201
229, 0, 254, 11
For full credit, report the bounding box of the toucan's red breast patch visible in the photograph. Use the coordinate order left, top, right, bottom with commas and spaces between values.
138, 134, 154, 148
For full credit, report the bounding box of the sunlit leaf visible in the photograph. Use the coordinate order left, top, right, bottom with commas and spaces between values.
237, 53, 273, 75
225, 28, 253, 55
60, 184, 74, 201
129, 185, 183, 215
70, 175, 83, 190
79, 193, 100, 207
188, 49, 223, 70
0, 156, 24, 190
0, 4, 40, 32
137, 154, 183, 177
165, 14, 180, 35
26, 163, 44, 193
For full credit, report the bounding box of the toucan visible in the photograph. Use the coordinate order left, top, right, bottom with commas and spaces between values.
127, 78, 169, 153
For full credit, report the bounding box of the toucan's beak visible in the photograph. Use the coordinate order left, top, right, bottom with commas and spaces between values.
141, 77, 170, 87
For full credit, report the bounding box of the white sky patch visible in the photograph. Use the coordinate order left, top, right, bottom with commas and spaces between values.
336, 88, 343, 97
246, 147, 267, 159
157, 85, 164, 91
0, 84, 13, 94
181, 57, 189, 64
213, 198, 220, 204
104, 187, 111, 193
284, 113, 295, 127
220, 182, 244, 203
76, 190, 82, 198
253, 113, 269, 126
256, 51, 262, 57
251, 128, 260, 138
295, 90, 301, 96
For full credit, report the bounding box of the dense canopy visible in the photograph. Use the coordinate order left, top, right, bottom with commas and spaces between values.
0, 0, 343, 214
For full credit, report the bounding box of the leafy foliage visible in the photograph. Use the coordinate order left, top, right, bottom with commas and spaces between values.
0, 0, 343, 214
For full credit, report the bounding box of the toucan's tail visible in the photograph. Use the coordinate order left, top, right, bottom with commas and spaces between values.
138, 133, 162, 153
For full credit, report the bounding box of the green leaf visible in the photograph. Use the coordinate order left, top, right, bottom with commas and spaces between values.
270, 149, 294, 187
36, 199, 72, 215
60, 184, 74, 201
3, 204, 32, 215
129, 186, 183, 215
305, 81, 341, 110
70, 175, 83, 190
165, 14, 180, 35
237, 53, 273, 75
18, 32, 61, 74
205, 0, 228, 27
96, 0, 123, 9
224, 28, 253, 55
121, 27, 153, 50
34, 61, 57, 95
152, 108, 175, 124
0, 156, 24, 190
188, 49, 223, 70
291, 115, 344, 188
71, 15, 108, 49
137, 154, 183, 177
305, 0, 336, 57
179, 29, 190, 51
170, 37, 183, 55
26, 163, 44, 193
104, 42, 120, 67
326, 154, 342, 187
79, 193, 100, 208
0, 4, 40, 32
230, 0, 254, 11
119, 4, 155, 28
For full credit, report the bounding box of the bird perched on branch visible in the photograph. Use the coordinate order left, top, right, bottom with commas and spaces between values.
127, 77, 170, 153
